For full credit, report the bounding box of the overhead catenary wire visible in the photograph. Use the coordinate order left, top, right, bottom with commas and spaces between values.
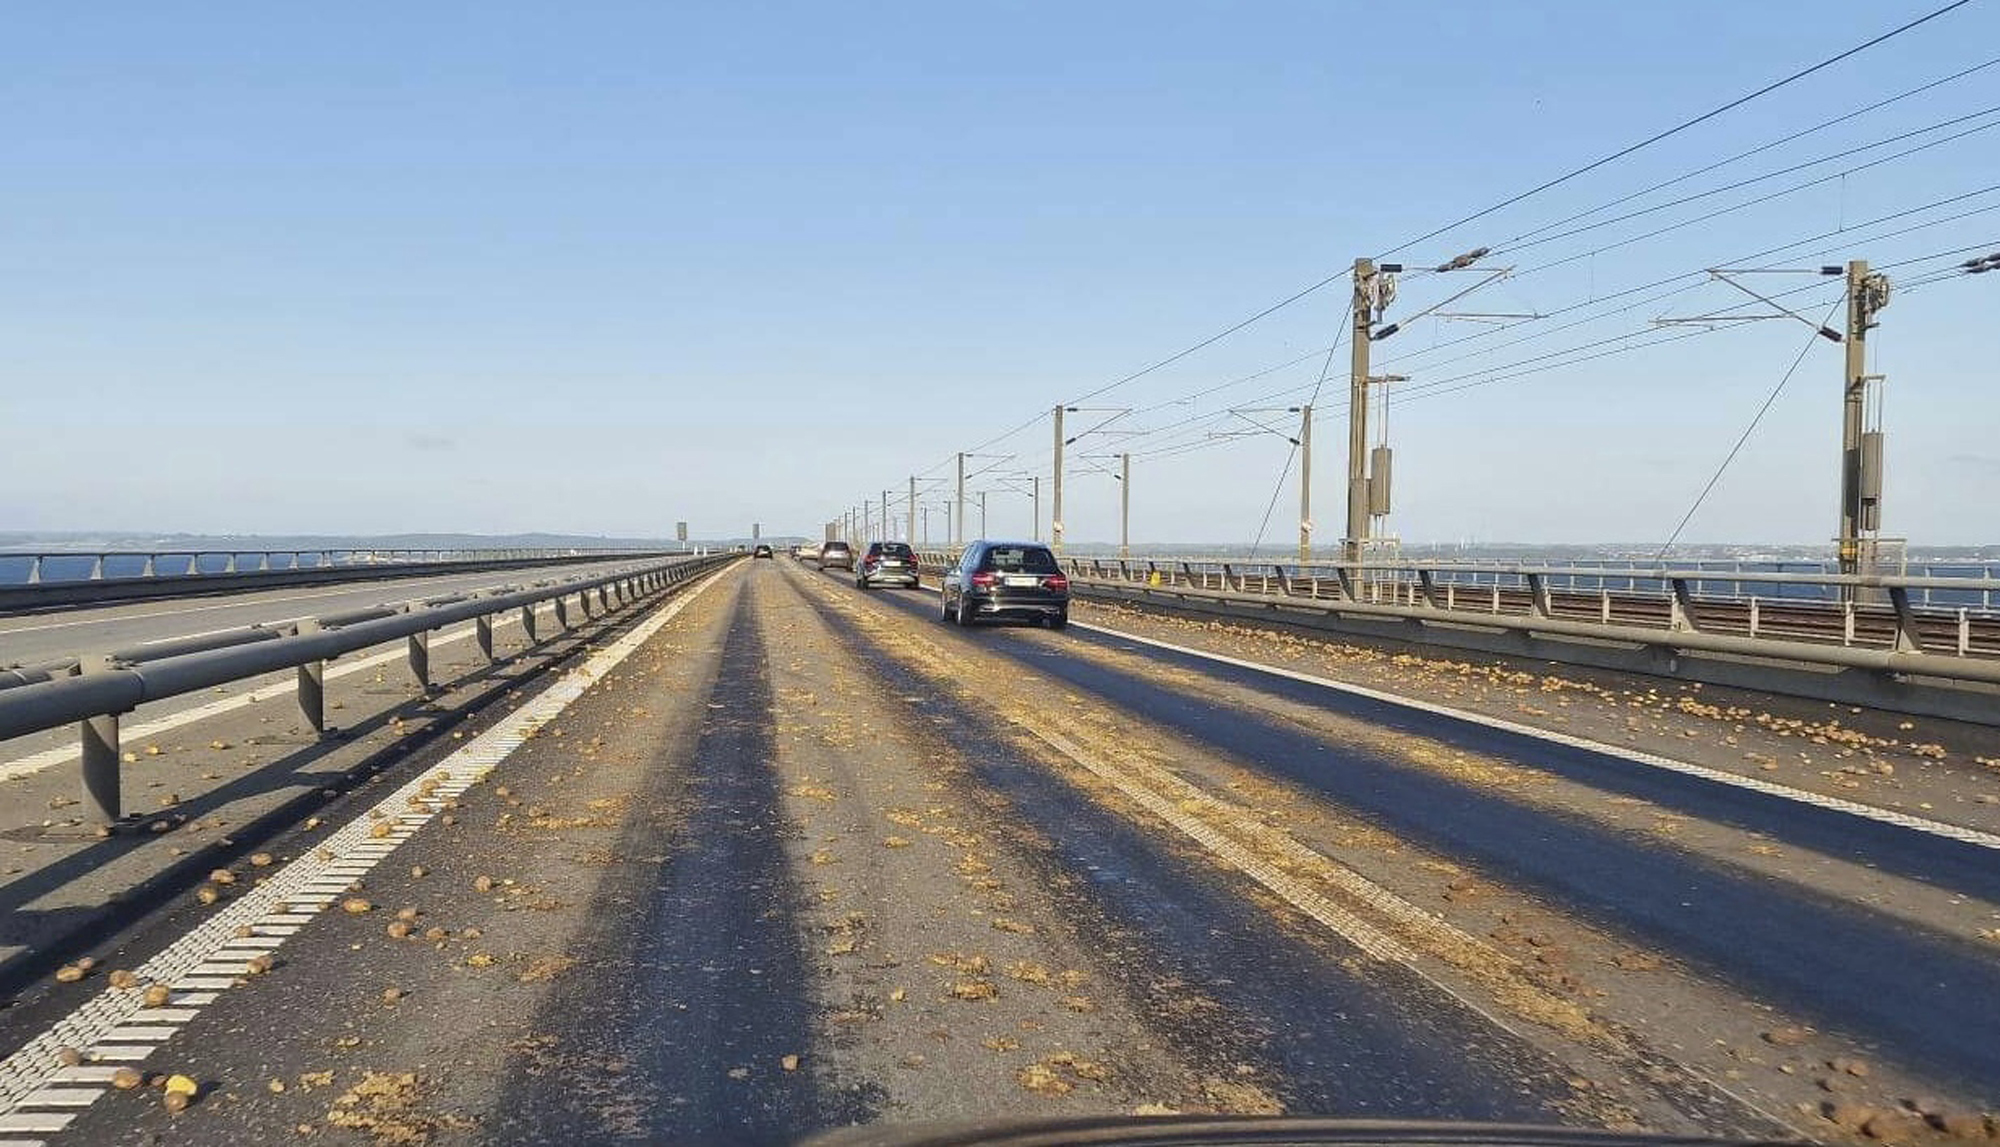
1376, 0, 1977, 258
858, 4, 1985, 533
1376, 185, 2000, 375
1491, 109, 2000, 256
1498, 54, 2000, 248
1654, 298, 1847, 559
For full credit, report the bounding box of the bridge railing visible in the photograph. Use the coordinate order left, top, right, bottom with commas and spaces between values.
1060, 557, 2000, 653
0, 548, 689, 612
0, 552, 740, 824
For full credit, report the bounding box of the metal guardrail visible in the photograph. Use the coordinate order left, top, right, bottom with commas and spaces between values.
0, 548, 693, 613
0, 552, 740, 824
1060, 557, 2000, 661
1055, 555, 2000, 609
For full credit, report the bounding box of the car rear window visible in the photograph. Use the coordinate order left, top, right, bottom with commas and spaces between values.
980, 546, 1058, 574
874, 543, 914, 557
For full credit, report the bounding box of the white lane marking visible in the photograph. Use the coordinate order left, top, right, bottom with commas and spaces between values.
0, 588, 383, 637
899, 577, 2000, 852
1067, 619, 2000, 853
1020, 715, 1800, 1137
0, 602, 552, 782
0, 564, 734, 1129
16, 1093, 93, 1111
1025, 723, 1416, 964
133, 616, 313, 646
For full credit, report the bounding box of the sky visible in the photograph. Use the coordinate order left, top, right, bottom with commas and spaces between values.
2, 1, 1997, 547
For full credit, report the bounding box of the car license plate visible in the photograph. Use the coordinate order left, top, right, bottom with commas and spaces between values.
882, 560, 903, 567
1004, 575, 1038, 587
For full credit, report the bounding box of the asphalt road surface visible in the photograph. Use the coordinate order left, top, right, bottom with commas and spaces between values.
0, 558, 1994, 1146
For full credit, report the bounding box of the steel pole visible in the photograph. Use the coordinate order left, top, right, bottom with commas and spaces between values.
908, 477, 917, 545
956, 453, 966, 549
1299, 404, 1313, 564
1347, 258, 1373, 564
1032, 475, 1041, 542
1120, 452, 1131, 561
1839, 258, 1869, 585
1052, 406, 1065, 555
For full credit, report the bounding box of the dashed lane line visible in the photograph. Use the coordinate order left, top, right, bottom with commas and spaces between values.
0, 564, 736, 1140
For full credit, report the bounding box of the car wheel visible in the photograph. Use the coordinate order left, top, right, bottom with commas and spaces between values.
955, 595, 975, 627
1049, 609, 1069, 631
940, 592, 954, 622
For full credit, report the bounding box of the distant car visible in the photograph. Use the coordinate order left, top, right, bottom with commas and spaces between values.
752, 544, 774, 559
940, 540, 1068, 628
855, 541, 920, 590
818, 541, 854, 571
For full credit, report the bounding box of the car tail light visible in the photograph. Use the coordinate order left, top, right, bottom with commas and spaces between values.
970, 571, 998, 588
1043, 574, 1068, 592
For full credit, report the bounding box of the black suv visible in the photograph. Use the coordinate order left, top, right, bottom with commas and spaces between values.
940, 540, 1069, 628
856, 541, 920, 590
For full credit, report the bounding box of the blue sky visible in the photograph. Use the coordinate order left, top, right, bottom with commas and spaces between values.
3, 1, 1996, 546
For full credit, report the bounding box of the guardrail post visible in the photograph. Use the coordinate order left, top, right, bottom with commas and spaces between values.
521, 604, 539, 644
1526, 573, 1551, 619
555, 596, 571, 631
1599, 589, 1611, 623
597, 585, 610, 612
296, 619, 326, 733
1416, 569, 1440, 610
1180, 562, 1195, 589
1445, 583, 1455, 611
89, 554, 105, 580
185, 555, 199, 576
1274, 565, 1293, 595
1222, 564, 1239, 592
141, 554, 156, 577
407, 630, 431, 690
1960, 609, 1971, 655
1334, 567, 1356, 602
225, 553, 238, 573
1749, 597, 1760, 638
79, 655, 122, 825
1843, 601, 1856, 646
1887, 586, 1923, 653
26, 556, 41, 584
475, 614, 495, 662
1668, 578, 1698, 632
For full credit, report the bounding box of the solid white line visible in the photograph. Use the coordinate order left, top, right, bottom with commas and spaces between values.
904, 577, 2000, 852
1068, 619, 2000, 852
0, 563, 734, 1129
